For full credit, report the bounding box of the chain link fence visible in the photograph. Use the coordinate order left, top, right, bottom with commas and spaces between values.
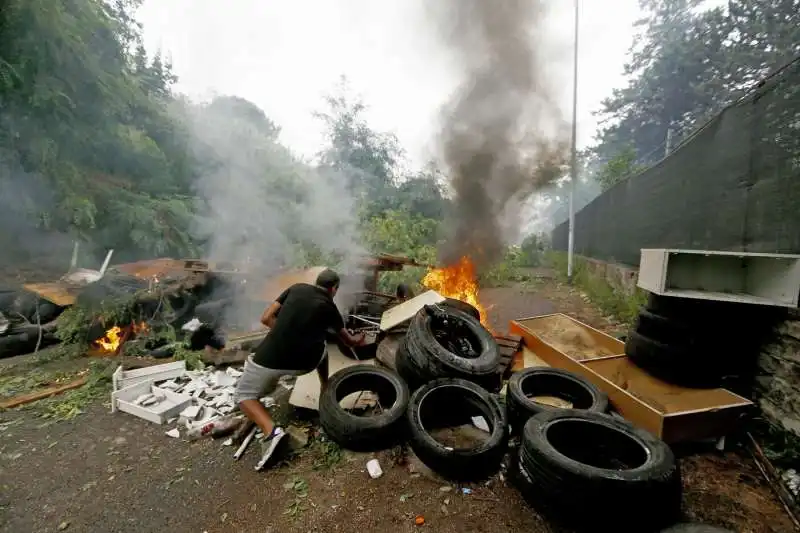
552, 57, 800, 266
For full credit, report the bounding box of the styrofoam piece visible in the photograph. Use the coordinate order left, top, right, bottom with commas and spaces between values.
214, 371, 236, 387
379, 290, 444, 331
113, 380, 192, 424
112, 361, 187, 392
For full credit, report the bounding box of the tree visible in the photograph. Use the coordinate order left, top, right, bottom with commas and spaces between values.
592, 0, 799, 168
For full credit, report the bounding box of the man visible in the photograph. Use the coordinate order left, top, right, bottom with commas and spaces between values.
233, 268, 365, 470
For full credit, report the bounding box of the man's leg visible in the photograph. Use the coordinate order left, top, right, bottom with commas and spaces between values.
234, 355, 281, 436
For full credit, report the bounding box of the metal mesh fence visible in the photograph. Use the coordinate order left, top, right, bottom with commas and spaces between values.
552, 58, 800, 266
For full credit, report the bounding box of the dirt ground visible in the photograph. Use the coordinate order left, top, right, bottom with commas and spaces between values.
0, 272, 796, 533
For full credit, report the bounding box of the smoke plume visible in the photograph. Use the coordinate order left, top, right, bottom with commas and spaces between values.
181, 96, 366, 328
430, 0, 569, 267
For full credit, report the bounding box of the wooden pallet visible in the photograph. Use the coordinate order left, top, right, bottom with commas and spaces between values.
494, 334, 522, 381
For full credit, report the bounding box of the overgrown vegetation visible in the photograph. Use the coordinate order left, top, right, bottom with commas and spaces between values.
546, 251, 647, 325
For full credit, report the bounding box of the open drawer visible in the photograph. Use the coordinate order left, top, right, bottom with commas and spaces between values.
510, 314, 753, 443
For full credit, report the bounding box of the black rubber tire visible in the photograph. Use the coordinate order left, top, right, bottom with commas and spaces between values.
163, 291, 197, 324
0, 329, 59, 359
319, 365, 410, 451
507, 368, 608, 432
625, 331, 721, 388
441, 298, 480, 321
519, 410, 682, 531
398, 305, 501, 391
634, 309, 694, 345
659, 525, 734, 533
406, 378, 509, 481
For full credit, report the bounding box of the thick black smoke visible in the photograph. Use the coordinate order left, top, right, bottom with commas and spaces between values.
430, 0, 569, 268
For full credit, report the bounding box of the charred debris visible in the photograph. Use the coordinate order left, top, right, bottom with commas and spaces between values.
0, 253, 426, 363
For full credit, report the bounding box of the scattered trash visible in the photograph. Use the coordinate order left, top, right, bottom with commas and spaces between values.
461, 488, 472, 495
414, 515, 425, 526
58, 521, 70, 531
367, 458, 383, 479
399, 493, 412, 502
165, 428, 180, 438
471, 416, 489, 432
782, 468, 799, 496
439, 485, 452, 493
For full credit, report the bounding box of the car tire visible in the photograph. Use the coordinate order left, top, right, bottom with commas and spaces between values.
319, 365, 410, 451
625, 330, 723, 388
399, 305, 501, 391
506, 368, 608, 432
519, 410, 682, 531
659, 525, 734, 533
441, 298, 480, 321
634, 309, 694, 345
406, 378, 509, 481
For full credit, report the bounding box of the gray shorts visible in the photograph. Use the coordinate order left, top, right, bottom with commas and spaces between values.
233, 351, 325, 404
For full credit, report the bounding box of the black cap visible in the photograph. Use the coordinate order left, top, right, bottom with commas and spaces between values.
315, 268, 340, 290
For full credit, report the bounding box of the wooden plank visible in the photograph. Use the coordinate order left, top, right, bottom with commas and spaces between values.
511, 315, 754, 443
0, 377, 88, 409
511, 319, 666, 438
379, 290, 444, 331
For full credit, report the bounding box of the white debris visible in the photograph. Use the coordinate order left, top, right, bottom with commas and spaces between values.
179, 405, 201, 420
214, 371, 236, 387
366, 459, 383, 479
782, 468, 799, 496
133, 394, 154, 406
181, 318, 202, 332
472, 416, 490, 433
225, 367, 243, 378
165, 428, 180, 438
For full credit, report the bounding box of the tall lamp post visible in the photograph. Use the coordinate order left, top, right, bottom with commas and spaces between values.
566, 0, 579, 283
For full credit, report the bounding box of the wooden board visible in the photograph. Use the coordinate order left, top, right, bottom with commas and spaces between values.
379, 290, 444, 331
515, 314, 624, 361
510, 315, 753, 443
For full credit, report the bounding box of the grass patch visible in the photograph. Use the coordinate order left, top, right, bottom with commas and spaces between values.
312, 437, 343, 470
283, 476, 309, 519
546, 251, 646, 325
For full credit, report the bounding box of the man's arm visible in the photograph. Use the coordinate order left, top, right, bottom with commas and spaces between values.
260, 287, 291, 328
259, 302, 281, 328
317, 354, 329, 391
338, 327, 366, 347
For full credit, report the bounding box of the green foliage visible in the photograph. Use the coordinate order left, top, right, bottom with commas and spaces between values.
596, 147, 645, 191
593, 0, 799, 167
546, 251, 646, 325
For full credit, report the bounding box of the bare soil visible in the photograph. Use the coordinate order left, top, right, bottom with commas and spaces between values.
0, 272, 795, 533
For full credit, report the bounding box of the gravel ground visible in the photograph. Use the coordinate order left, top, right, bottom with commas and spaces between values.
0, 274, 795, 533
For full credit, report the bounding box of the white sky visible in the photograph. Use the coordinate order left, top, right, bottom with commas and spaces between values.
137, 0, 641, 169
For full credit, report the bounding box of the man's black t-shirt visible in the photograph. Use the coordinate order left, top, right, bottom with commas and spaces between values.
252, 283, 344, 371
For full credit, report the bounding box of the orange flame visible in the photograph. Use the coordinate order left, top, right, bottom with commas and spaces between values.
422, 256, 490, 328
94, 322, 148, 353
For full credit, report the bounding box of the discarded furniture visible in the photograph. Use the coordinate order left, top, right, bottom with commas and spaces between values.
638, 249, 800, 307
510, 313, 753, 443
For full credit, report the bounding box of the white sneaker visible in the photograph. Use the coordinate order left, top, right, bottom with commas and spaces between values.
255, 427, 286, 471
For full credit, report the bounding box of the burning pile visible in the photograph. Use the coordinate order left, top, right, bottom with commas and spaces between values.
94, 322, 149, 354
422, 256, 490, 326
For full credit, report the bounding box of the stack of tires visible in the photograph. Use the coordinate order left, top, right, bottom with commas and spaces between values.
320, 301, 512, 481
395, 303, 501, 391
625, 293, 780, 389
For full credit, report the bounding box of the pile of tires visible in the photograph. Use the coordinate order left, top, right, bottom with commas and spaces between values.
625, 293, 780, 389
512, 410, 683, 532
395, 304, 501, 391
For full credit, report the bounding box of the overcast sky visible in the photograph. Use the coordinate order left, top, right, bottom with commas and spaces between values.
137, 1, 641, 169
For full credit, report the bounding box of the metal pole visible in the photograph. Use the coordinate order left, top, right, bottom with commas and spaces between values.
566, 0, 579, 283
